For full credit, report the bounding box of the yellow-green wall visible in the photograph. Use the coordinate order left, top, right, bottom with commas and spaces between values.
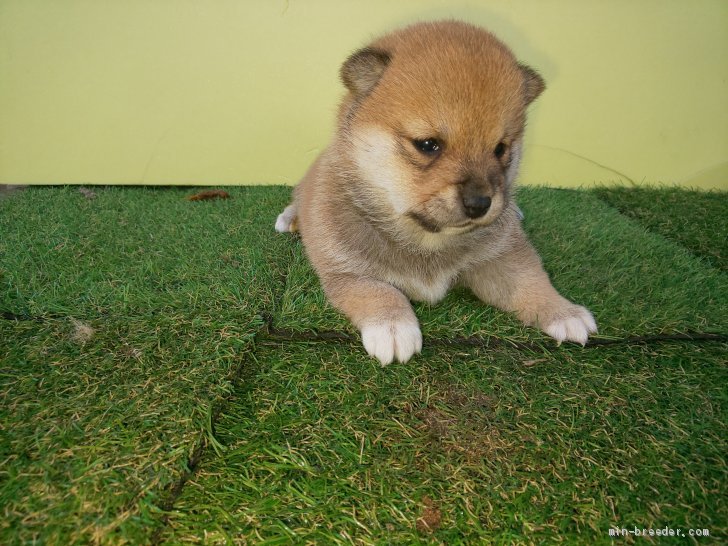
1, 0, 726, 189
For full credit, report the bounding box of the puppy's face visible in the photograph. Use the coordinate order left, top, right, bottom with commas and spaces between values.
339, 22, 544, 240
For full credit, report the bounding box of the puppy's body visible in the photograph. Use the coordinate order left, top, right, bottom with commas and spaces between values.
276, 21, 597, 364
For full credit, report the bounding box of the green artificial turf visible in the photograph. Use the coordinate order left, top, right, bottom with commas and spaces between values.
0, 186, 293, 543
158, 341, 727, 545
1, 185, 726, 545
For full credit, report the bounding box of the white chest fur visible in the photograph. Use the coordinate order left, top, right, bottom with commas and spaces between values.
384, 268, 455, 304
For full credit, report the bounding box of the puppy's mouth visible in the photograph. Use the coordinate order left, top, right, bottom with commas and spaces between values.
407, 211, 443, 233
406, 211, 478, 234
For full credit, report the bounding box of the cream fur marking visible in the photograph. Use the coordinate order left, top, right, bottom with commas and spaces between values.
353, 127, 410, 214
505, 140, 523, 186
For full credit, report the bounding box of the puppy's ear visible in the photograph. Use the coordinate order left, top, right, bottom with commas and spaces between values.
341, 47, 391, 97
519, 63, 546, 104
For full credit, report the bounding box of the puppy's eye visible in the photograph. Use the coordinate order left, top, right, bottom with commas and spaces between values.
494, 141, 507, 159
413, 138, 441, 155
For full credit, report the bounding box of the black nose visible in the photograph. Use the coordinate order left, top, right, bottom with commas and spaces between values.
462, 195, 491, 218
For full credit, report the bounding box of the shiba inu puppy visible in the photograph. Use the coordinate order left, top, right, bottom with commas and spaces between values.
276, 20, 597, 365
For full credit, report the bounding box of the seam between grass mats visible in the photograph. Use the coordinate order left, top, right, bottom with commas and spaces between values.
589, 188, 727, 273
5, 309, 726, 350
260, 316, 728, 352
146, 238, 300, 544
148, 348, 263, 545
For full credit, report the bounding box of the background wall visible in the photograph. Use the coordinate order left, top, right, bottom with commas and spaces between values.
1, 0, 726, 189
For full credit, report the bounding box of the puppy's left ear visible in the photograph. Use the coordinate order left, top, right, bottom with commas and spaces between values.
341, 47, 391, 97
519, 63, 546, 104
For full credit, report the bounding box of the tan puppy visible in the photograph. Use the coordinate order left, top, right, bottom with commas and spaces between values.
276, 20, 596, 365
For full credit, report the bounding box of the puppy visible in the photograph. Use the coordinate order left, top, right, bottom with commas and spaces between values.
276, 20, 597, 365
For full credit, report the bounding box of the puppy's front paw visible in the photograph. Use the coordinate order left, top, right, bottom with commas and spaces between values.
275, 204, 298, 233
541, 303, 597, 346
360, 318, 422, 366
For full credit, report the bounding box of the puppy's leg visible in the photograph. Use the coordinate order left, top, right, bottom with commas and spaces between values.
275, 203, 298, 233
322, 274, 422, 365
462, 234, 596, 345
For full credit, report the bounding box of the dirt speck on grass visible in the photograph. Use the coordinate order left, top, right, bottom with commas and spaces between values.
416, 407, 455, 439
414, 385, 510, 459
443, 389, 497, 413
119, 344, 143, 360
78, 187, 97, 200
70, 318, 95, 344
416, 496, 442, 533
0, 184, 27, 199
523, 358, 547, 367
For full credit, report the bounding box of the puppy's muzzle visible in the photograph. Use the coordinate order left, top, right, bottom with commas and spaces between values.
460, 178, 492, 219
462, 195, 491, 218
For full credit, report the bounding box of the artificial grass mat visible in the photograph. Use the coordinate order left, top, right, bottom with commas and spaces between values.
158, 341, 727, 545
1, 187, 294, 544
1, 185, 726, 544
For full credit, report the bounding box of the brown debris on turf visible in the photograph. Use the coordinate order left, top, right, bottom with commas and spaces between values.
186, 190, 231, 201
416, 496, 442, 533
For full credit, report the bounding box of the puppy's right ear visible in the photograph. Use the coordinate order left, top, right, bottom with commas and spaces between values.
519, 63, 546, 105
340, 47, 391, 97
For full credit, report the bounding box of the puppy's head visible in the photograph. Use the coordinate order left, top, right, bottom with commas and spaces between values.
338, 21, 544, 242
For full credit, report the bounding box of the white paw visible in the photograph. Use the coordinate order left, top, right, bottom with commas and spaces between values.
543, 305, 597, 346
275, 204, 297, 233
360, 319, 423, 366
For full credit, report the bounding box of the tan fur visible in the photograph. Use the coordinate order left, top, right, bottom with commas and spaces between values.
275, 21, 596, 365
